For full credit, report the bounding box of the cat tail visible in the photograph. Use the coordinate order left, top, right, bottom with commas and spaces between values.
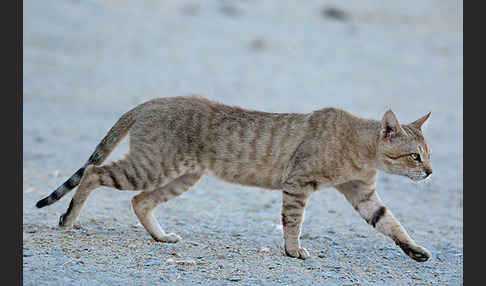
35, 107, 139, 208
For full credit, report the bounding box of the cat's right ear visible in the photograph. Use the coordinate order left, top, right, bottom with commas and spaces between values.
380, 109, 404, 139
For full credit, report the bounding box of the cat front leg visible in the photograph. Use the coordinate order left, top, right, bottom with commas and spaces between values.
280, 147, 322, 260
336, 181, 430, 262
281, 190, 312, 259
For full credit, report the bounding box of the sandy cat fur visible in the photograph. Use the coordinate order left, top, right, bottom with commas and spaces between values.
36, 96, 433, 262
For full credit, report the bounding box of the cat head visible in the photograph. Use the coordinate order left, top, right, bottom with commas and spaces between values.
375, 109, 432, 181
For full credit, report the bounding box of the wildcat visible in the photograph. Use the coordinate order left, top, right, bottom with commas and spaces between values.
36, 96, 432, 262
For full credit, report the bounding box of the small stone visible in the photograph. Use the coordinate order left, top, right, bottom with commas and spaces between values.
176, 259, 196, 266
250, 37, 266, 52
220, 4, 241, 18
166, 258, 196, 266
228, 276, 242, 282
170, 251, 181, 258
23, 251, 34, 257
71, 268, 83, 274
145, 261, 162, 266
321, 6, 349, 21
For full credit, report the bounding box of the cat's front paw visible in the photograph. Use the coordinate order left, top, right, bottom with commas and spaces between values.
152, 233, 182, 243
285, 246, 310, 260
396, 242, 430, 262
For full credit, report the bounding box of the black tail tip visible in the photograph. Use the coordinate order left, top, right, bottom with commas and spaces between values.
36, 198, 49, 208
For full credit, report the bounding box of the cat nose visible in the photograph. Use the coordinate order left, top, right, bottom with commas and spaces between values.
425, 169, 432, 177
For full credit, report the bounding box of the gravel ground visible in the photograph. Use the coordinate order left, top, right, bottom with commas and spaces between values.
23, 0, 462, 285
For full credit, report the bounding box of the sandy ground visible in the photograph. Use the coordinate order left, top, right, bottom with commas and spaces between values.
23, 0, 462, 285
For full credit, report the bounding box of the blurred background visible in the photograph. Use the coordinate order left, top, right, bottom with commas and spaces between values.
23, 0, 462, 284
24, 0, 461, 174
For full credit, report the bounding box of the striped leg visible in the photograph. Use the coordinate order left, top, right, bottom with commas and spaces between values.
59, 157, 150, 227
131, 173, 202, 243
335, 180, 430, 262
281, 190, 312, 259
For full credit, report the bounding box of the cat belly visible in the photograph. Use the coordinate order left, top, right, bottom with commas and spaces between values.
209, 163, 283, 190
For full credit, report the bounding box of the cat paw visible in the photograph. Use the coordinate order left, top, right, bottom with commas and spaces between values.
285, 247, 310, 260
397, 242, 430, 262
152, 233, 182, 243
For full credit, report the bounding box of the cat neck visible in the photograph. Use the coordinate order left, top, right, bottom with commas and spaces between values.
349, 117, 381, 170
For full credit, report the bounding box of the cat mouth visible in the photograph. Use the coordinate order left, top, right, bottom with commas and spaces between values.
409, 172, 431, 181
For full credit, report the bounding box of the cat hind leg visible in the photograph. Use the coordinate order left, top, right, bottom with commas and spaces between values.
131, 173, 202, 243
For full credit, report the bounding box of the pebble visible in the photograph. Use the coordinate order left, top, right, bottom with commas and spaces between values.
71, 266, 84, 273
23, 251, 34, 257
177, 259, 196, 265
323, 265, 342, 271
228, 276, 242, 282
166, 258, 196, 266
263, 203, 272, 208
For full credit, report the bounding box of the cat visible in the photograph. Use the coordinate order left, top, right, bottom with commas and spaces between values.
36, 96, 432, 262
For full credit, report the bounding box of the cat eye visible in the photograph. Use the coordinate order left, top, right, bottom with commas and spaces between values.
410, 153, 421, 162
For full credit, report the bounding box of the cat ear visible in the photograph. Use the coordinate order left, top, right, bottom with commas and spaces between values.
410, 112, 431, 130
381, 109, 404, 138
